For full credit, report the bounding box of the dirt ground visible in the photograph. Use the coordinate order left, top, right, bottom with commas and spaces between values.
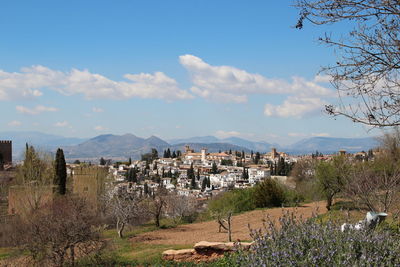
131, 201, 327, 245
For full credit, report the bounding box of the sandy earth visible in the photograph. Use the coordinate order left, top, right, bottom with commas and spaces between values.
131, 201, 327, 245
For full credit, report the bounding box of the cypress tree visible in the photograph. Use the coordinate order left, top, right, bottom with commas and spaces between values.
201, 178, 207, 191
211, 162, 218, 174
54, 148, 67, 195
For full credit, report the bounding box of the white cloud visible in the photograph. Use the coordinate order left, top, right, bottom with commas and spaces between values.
92, 107, 104, 113
0, 65, 193, 101
94, 125, 107, 131
179, 54, 334, 103
54, 121, 69, 127
312, 132, 331, 137
16, 105, 58, 115
8, 120, 21, 126
264, 97, 326, 118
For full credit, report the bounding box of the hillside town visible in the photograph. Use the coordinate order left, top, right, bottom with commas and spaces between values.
66, 144, 374, 201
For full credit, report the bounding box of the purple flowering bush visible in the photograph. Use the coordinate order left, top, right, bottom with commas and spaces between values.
236, 212, 400, 266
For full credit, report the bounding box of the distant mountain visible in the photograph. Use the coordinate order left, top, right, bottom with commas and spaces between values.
0, 131, 87, 160
286, 137, 379, 154
62, 133, 251, 161
63, 134, 170, 160
1, 131, 380, 161
168, 136, 274, 152
169, 143, 251, 154
168, 136, 220, 145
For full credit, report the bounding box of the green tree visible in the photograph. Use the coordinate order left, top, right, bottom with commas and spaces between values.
242, 167, 248, 180
54, 148, 67, 195
144, 183, 149, 196
254, 152, 261, 164
151, 148, 159, 160
188, 163, 196, 189
126, 168, 137, 183
253, 179, 285, 208
211, 162, 218, 174
315, 156, 348, 210
201, 178, 207, 191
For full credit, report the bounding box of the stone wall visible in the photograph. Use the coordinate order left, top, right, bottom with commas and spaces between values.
73, 166, 108, 210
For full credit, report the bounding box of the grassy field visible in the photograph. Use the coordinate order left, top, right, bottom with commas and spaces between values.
0, 200, 341, 266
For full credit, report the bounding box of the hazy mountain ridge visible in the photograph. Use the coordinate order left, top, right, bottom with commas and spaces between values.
0, 131, 87, 160
0, 132, 379, 161
169, 136, 274, 152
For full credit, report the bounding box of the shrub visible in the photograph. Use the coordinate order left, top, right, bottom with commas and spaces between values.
236, 213, 400, 266
253, 179, 285, 208
208, 189, 256, 214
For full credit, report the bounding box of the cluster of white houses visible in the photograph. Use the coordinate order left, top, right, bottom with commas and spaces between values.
101, 146, 295, 198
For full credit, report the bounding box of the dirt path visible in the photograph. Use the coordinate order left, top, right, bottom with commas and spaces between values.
131, 201, 327, 245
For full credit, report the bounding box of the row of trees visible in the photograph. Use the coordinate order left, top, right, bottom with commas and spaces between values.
292, 129, 400, 212
104, 187, 198, 238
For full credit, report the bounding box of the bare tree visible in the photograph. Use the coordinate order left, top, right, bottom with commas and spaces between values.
13, 196, 100, 267
143, 187, 168, 228
344, 160, 400, 213
104, 188, 149, 238
344, 129, 400, 213
208, 194, 235, 242
296, 0, 400, 127
165, 194, 198, 224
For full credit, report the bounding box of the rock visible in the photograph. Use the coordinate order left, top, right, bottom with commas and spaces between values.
194, 241, 253, 253
163, 241, 254, 263
162, 249, 195, 261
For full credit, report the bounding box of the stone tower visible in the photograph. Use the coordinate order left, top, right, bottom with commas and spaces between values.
0, 140, 12, 164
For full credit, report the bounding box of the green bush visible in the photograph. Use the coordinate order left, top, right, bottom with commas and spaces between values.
253, 179, 286, 208
208, 188, 256, 214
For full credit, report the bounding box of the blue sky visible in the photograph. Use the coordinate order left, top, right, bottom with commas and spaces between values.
0, 0, 380, 145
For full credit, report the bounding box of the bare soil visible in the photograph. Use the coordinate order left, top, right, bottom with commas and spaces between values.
131, 201, 327, 245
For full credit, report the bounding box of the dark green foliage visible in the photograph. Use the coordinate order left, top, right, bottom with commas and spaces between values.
241, 167, 248, 180
211, 162, 218, 174
126, 168, 137, 183
220, 159, 233, 166
254, 152, 261, 164
73, 160, 81, 164
188, 163, 196, 189
201, 178, 207, 191
54, 148, 67, 195
144, 183, 149, 196
99, 157, 106, 166
253, 179, 285, 208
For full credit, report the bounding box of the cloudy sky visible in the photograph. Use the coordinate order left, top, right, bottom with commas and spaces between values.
0, 0, 380, 145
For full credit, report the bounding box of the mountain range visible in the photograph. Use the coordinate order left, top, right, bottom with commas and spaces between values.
0, 131, 379, 161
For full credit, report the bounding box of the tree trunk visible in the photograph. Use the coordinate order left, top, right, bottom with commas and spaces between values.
117, 219, 125, 238
227, 213, 232, 242
70, 245, 75, 267
155, 214, 160, 228
326, 195, 333, 211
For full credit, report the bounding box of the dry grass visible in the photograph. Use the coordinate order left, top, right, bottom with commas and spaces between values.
131, 201, 328, 245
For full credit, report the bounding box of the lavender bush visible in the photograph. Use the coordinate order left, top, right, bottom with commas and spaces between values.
236, 213, 400, 266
